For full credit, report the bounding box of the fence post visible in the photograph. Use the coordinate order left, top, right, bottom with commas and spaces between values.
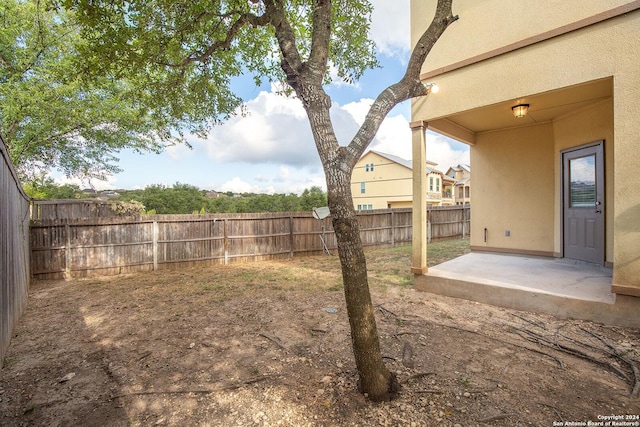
461, 206, 466, 238
289, 214, 294, 257
152, 221, 159, 271
390, 210, 395, 246
64, 223, 72, 279
224, 218, 229, 265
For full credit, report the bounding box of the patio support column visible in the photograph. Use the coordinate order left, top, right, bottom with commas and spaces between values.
410, 121, 428, 274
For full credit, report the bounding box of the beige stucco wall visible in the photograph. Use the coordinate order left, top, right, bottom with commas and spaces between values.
411, 3, 639, 121
470, 123, 555, 254
411, 1, 640, 293
412, 0, 634, 76
351, 152, 412, 209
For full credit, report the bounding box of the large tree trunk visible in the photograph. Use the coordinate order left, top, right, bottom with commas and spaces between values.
266, 0, 457, 403
326, 161, 399, 402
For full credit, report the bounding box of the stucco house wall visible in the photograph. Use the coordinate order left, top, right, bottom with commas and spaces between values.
471, 122, 555, 255
410, 0, 640, 296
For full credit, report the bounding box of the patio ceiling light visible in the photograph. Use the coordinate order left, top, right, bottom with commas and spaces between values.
512, 103, 529, 118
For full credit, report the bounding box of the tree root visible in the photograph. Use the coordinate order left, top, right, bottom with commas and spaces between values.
579, 327, 640, 398
443, 324, 566, 369
512, 325, 639, 398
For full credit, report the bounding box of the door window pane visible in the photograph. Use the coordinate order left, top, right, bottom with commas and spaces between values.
570, 155, 596, 207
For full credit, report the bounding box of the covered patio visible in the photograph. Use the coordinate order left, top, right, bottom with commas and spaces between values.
415, 252, 639, 328
409, 0, 640, 328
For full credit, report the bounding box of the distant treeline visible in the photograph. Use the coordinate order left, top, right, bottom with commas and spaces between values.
24, 179, 328, 214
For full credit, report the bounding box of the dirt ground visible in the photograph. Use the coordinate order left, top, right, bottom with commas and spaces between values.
1, 243, 639, 426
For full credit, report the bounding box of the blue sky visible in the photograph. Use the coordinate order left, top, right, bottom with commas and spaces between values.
55, 0, 470, 194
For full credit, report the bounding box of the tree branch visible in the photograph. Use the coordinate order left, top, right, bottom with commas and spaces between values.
345, 0, 458, 169
173, 11, 270, 70
266, 0, 337, 170
307, 0, 332, 85
264, 0, 306, 92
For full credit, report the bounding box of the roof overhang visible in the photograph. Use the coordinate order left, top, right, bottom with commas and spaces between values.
425, 77, 613, 146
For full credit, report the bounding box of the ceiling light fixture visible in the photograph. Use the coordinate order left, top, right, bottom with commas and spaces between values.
512, 103, 529, 118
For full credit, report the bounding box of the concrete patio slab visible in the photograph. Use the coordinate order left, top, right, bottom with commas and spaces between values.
414, 252, 640, 328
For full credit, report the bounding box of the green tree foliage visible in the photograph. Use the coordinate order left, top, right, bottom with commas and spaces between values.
0, 0, 174, 182
300, 186, 328, 211
22, 176, 81, 199
116, 184, 326, 214
125, 183, 206, 214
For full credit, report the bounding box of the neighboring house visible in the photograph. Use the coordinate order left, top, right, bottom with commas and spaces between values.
410, 1, 640, 313
446, 164, 470, 205
351, 150, 454, 210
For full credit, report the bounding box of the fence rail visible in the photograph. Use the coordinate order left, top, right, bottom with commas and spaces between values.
1, 136, 31, 369
30, 205, 469, 280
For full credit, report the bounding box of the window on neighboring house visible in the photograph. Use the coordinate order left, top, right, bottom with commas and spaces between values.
436, 178, 440, 192
429, 176, 434, 191
465, 187, 470, 198
458, 187, 463, 199
365, 164, 369, 172
357, 204, 362, 210
368, 204, 373, 210
361, 182, 366, 194
370, 163, 374, 171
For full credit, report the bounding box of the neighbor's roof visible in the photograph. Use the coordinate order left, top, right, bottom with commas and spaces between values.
447, 164, 471, 174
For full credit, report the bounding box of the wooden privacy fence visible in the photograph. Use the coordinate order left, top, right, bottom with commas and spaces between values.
1, 136, 31, 369
30, 205, 470, 280
30, 209, 413, 279
428, 205, 471, 241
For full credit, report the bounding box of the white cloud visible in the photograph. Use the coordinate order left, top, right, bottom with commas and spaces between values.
197, 85, 468, 177
217, 167, 326, 195
165, 142, 194, 161
199, 90, 319, 167
370, 0, 410, 59
341, 98, 374, 124
52, 174, 117, 191
218, 177, 275, 194
368, 114, 413, 160
425, 131, 471, 172
274, 166, 290, 182
198, 89, 376, 166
